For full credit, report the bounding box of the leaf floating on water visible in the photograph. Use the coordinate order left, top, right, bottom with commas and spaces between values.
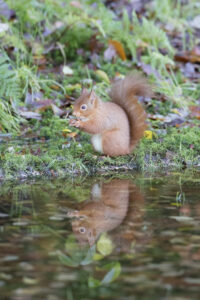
81, 245, 96, 265
23, 277, 38, 285
57, 251, 79, 267
93, 253, 104, 261
170, 216, 193, 222
88, 276, 101, 288
3, 255, 19, 262
97, 232, 114, 256
0, 213, 9, 218
101, 262, 121, 284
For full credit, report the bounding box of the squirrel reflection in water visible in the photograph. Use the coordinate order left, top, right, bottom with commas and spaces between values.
68, 179, 145, 249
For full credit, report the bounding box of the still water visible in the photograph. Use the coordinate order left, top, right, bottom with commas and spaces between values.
0, 172, 200, 300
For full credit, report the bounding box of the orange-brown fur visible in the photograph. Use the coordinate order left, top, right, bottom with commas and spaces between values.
68, 179, 130, 246
70, 73, 151, 156
67, 179, 146, 248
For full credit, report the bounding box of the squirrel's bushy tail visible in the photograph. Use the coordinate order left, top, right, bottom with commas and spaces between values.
110, 73, 151, 151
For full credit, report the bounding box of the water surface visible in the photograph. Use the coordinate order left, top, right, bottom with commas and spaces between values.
0, 172, 200, 299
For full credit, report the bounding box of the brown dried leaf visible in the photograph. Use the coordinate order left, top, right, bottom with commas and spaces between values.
109, 40, 127, 61
189, 106, 200, 120
51, 104, 65, 116
175, 47, 200, 63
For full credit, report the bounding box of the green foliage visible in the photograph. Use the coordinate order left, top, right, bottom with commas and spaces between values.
136, 127, 200, 171
0, 55, 21, 102
0, 54, 22, 131
0, 99, 20, 132
152, 0, 200, 31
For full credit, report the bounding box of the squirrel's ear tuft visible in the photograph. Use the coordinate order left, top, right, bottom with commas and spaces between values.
89, 90, 98, 106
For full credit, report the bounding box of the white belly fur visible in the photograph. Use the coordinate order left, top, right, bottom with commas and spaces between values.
91, 134, 103, 153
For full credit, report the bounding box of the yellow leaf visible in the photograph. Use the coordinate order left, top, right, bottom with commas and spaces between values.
68, 132, 78, 138
97, 232, 114, 256
144, 130, 157, 140
109, 40, 127, 61
95, 70, 110, 83
62, 129, 72, 133
62, 129, 77, 138
93, 253, 104, 261
66, 84, 81, 92
171, 109, 181, 115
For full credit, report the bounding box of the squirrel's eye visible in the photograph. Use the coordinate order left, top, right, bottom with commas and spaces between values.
81, 104, 87, 110
79, 227, 86, 234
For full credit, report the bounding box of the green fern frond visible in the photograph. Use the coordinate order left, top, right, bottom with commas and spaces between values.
142, 51, 175, 75
131, 11, 174, 56
0, 99, 20, 132
0, 55, 21, 102
0, 54, 22, 132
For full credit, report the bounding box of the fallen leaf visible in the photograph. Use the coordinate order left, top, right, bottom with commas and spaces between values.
104, 44, 117, 61
190, 15, 200, 29
189, 106, 200, 120
34, 100, 53, 112
95, 70, 110, 83
66, 84, 81, 92
63, 65, 74, 75
140, 62, 161, 79
175, 48, 200, 63
144, 130, 157, 140
19, 110, 41, 120
62, 129, 77, 138
0, 23, 9, 34
51, 104, 65, 116
109, 40, 127, 60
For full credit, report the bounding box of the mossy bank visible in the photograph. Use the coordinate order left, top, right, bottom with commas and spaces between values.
1, 123, 200, 181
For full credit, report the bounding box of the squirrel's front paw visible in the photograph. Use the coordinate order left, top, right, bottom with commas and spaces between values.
69, 119, 81, 128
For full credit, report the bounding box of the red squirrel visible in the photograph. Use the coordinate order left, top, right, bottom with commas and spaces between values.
69, 73, 151, 156
68, 179, 145, 247
68, 179, 130, 246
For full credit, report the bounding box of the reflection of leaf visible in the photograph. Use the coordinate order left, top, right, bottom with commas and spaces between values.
97, 232, 114, 256
109, 40, 127, 60
57, 251, 79, 267
88, 262, 121, 288
93, 253, 104, 261
88, 276, 101, 288
101, 262, 121, 284
81, 245, 96, 265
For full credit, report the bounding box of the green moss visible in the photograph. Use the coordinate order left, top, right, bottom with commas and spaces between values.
0, 126, 199, 180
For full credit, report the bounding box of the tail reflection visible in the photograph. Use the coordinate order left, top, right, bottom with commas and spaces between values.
68, 179, 145, 247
